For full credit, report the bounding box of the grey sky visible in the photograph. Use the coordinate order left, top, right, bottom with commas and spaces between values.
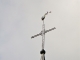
0, 0, 80, 60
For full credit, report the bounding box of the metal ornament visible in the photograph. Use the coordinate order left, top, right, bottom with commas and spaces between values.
31, 11, 56, 60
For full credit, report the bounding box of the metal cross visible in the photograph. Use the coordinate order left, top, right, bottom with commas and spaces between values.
31, 11, 56, 60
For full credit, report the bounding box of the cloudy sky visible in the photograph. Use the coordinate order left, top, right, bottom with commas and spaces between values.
0, 0, 80, 60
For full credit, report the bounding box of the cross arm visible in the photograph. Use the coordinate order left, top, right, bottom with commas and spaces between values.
31, 27, 56, 39
45, 27, 56, 33
31, 32, 42, 38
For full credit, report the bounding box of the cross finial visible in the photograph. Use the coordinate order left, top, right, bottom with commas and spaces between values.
41, 11, 51, 20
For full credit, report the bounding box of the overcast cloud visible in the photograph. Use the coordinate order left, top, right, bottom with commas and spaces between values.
0, 0, 80, 60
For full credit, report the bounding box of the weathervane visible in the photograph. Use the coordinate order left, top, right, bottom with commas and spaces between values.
31, 11, 56, 60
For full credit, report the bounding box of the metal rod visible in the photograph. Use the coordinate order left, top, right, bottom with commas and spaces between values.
42, 20, 45, 49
